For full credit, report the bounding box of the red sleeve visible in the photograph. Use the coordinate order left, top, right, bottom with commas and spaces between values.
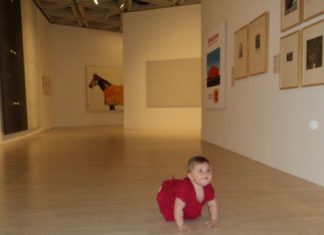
204, 184, 216, 202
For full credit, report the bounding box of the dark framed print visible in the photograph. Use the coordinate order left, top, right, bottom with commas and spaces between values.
248, 12, 269, 76
303, 0, 324, 21
280, 31, 301, 89
281, 0, 302, 31
301, 20, 324, 86
233, 25, 249, 79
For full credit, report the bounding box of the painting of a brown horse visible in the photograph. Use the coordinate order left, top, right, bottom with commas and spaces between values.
88, 73, 123, 111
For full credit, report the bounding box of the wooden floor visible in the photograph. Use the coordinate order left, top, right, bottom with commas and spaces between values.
1, 127, 324, 235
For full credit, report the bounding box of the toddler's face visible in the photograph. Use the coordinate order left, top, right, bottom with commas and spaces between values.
188, 162, 212, 187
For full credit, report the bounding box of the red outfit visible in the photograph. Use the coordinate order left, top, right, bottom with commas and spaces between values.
157, 177, 215, 221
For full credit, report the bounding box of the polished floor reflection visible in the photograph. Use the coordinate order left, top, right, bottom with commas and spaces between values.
1, 127, 324, 235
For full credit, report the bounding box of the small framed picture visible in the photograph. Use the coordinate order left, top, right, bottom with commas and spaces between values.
248, 12, 269, 76
280, 31, 301, 89
233, 25, 249, 79
301, 20, 324, 86
303, 0, 324, 21
281, 0, 302, 32
42, 76, 52, 95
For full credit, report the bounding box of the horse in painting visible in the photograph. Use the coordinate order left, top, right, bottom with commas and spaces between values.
88, 73, 123, 111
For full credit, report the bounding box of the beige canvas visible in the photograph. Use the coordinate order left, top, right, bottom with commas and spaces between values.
146, 58, 201, 108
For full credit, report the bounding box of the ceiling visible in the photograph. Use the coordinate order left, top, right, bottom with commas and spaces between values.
32, 0, 201, 33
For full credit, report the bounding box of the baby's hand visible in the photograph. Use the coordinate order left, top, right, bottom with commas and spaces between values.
178, 224, 191, 233
204, 219, 218, 228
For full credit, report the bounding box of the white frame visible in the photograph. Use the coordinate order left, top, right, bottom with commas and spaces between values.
203, 21, 227, 109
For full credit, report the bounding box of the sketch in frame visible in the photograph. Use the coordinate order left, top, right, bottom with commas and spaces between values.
303, 0, 324, 21
239, 43, 243, 58
301, 20, 324, 87
281, 0, 301, 32
255, 34, 261, 49
280, 31, 300, 89
233, 25, 249, 79
42, 76, 52, 95
86, 65, 123, 111
285, 0, 297, 15
287, 52, 294, 61
306, 35, 323, 70
248, 12, 269, 76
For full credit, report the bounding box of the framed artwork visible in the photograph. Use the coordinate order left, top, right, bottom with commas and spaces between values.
248, 12, 269, 76
281, 0, 302, 31
42, 76, 52, 95
303, 0, 324, 21
86, 65, 123, 111
203, 20, 227, 108
301, 20, 324, 86
233, 25, 249, 79
146, 58, 201, 108
280, 31, 301, 89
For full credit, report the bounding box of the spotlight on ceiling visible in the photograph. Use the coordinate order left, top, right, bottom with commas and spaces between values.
93, 0, 99, 5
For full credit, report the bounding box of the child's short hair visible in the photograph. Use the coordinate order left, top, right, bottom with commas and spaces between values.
187, 156, 210, 172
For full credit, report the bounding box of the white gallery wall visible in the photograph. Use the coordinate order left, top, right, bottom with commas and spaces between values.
201, 0, 324, 187
0, 0, 53, 143
35, 5, 54, 131
50, 25, 123, 127
123, 4, 202, 130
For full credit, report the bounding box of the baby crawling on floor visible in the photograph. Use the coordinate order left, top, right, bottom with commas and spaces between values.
157, 156, 218, 232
